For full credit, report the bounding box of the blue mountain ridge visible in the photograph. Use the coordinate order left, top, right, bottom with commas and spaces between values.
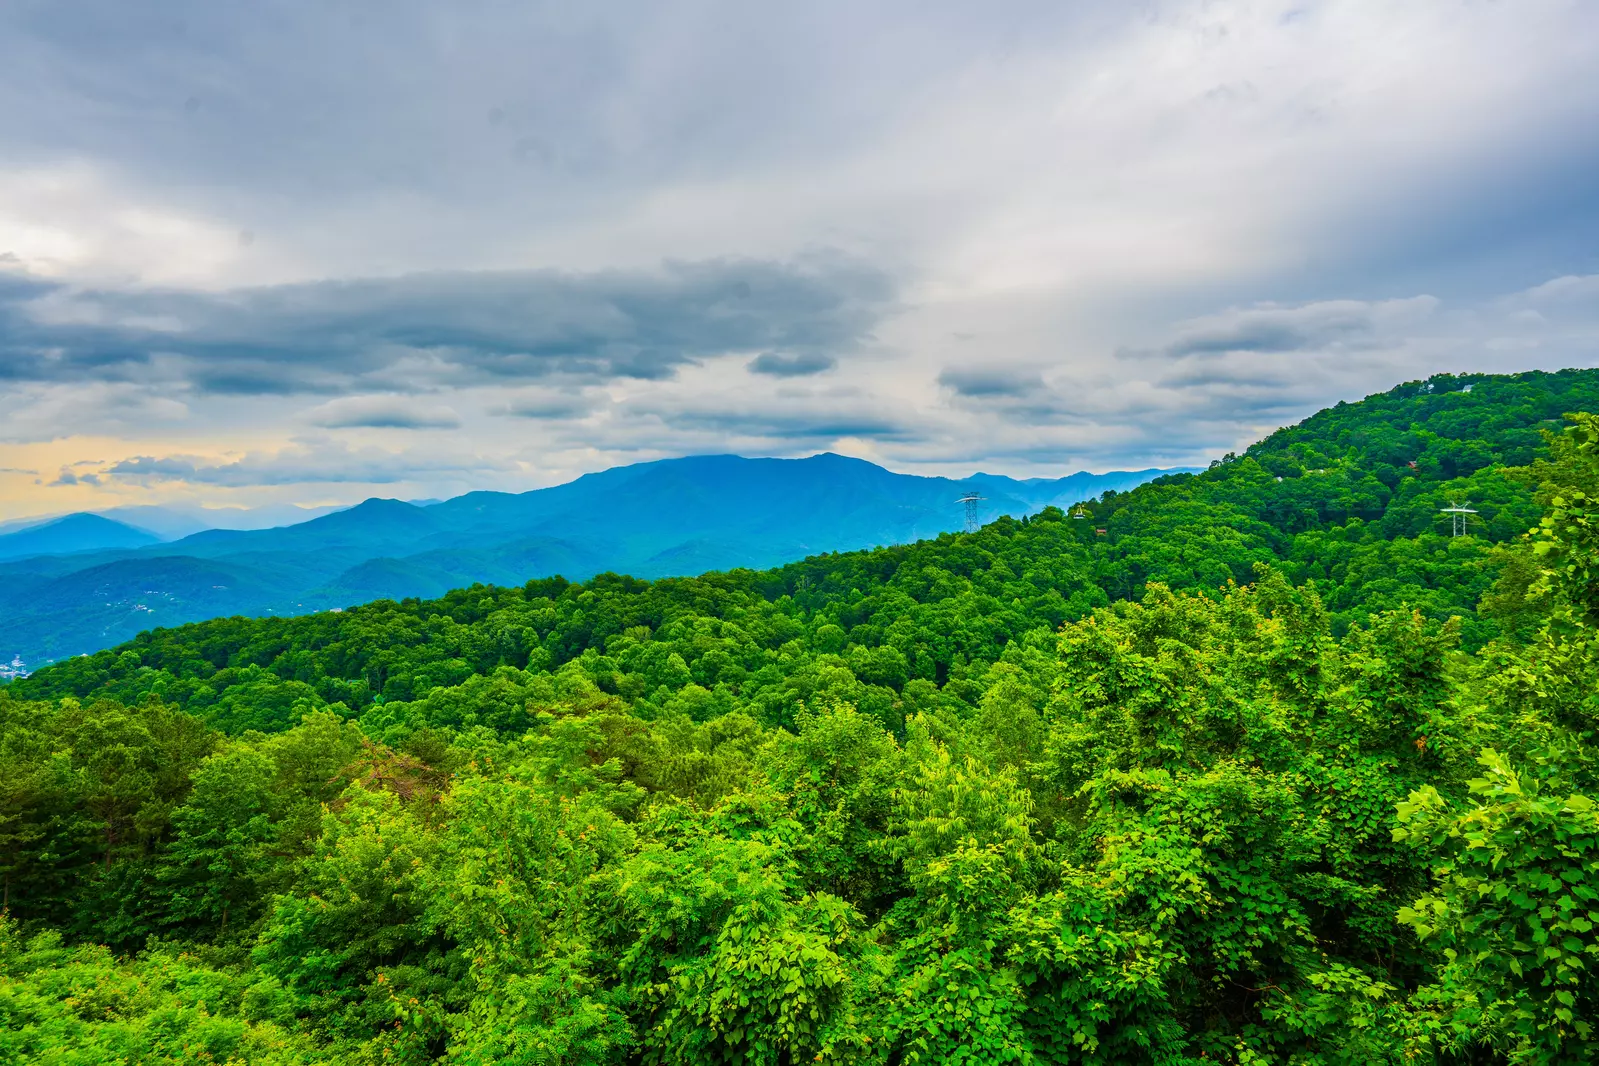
0, 513, 162, 562
0, 452, 1188, 669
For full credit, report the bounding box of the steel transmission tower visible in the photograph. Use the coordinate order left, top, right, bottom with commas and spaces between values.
958, 492, 985, 533
1440, 501, 1477, 537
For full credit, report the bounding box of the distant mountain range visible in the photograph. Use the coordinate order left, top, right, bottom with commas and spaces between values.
0, 513, 164, 562
0, 453, 1189, 669
0, 501, 348, 542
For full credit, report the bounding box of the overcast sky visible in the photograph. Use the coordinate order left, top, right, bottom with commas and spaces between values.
2, 0, 1597, 520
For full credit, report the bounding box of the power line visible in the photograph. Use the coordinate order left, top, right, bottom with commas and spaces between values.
1440, 501, 1477, 537
957, 492, 985, 533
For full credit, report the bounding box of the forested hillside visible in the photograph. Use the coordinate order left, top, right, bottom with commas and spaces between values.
4, 369, 1599, 1064
0, 455, 1178, 671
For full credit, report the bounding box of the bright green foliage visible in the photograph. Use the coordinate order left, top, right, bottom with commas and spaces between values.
1397, 753, 1599, 1064
597, 801, 881, 1065
0, 915, 325, 1065
6, 372, 1599, 1063
251, 785, 453, 1056
163, 747, 281, 936
884, 745, 1037, 1064
1384, 412, 1599, 1066
1529, 412, 1599, 625
431, 757, 635, 1065
1008, 573, 1450, 1064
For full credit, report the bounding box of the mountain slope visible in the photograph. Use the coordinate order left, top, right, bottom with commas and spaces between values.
17, 366, 1599, 708
15, 358, 1595, 676
0, 513, 162, 562
0, 456, 1184, 668
0, 503, 351, 542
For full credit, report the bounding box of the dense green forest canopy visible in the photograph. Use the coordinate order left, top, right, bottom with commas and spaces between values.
3, 368, 1599, 1065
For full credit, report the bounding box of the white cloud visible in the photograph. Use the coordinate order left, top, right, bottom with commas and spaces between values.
0, 163, 271, 287
1518, 274, 1599, 309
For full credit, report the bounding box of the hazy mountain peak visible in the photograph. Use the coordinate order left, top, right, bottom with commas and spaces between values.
0, 513, 163, 563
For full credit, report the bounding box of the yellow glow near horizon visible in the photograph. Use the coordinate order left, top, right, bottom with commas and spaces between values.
0, 436, 360, 522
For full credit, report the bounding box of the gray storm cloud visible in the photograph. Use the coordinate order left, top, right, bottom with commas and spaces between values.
306, 396, 464, 430
0, 256, 894, 395
105, 439, 514, 487
1161, 299, 1441, 359
939, 367, 1047, 398
748, 352, 837, 377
